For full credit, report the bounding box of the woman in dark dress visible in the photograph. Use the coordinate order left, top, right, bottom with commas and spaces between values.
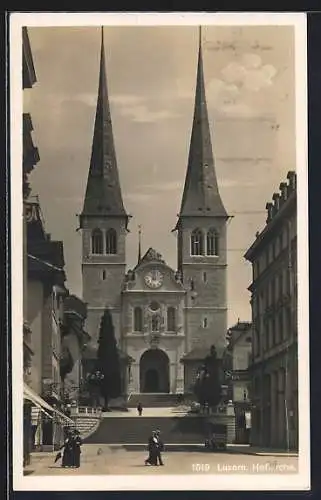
145, 431, 158, 466
62, 430, 73, 467
71, 430, 82, 468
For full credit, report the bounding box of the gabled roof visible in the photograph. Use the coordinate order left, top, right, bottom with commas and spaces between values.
136, 247, 166, 267
80, 28, 128, 224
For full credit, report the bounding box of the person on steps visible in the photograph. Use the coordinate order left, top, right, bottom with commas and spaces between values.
137, 402, 143, 416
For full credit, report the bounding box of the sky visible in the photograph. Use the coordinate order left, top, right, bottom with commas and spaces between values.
24, 24, 296, 327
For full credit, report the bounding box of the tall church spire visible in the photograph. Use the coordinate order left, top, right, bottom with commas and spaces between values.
137, 224, 142, 263
177, 27, 227, 224
80, 27, 128, 225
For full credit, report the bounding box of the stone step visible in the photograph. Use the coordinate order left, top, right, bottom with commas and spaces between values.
127, 393, 184, 408
73, 417, 101, 439
84, 416, 219, 444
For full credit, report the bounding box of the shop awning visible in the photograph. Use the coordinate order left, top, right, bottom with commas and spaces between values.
23, 383, 74, 424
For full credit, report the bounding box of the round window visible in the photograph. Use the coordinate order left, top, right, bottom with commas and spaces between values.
149, 301, 160, 311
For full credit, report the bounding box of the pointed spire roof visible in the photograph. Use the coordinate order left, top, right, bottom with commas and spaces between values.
137, 225, 142, 264
177, 27, 227, 223
81, 27, 128, 222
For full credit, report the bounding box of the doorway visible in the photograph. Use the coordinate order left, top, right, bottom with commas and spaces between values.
140, 349, 170, 393
145, 368, 160, 392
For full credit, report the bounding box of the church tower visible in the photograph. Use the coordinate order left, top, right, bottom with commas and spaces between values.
79, 28, 129, 347
175, 28, 229, 354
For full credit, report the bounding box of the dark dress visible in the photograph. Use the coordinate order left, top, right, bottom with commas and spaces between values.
156, 438, 164, 465
72, 435, 82, 468
62, 437, 73, 467
145, 436, 158, 465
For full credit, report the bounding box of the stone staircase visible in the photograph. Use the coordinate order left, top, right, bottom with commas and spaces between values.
84, 416, 212, 444
74, 416, 101, 439
127, 393, 184, 408
71, 407, 102, 440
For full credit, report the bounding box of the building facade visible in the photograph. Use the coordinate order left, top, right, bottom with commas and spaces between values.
22, 28, 77, 458
225, 321, 252, 444
244, 171, 298, 450
22, 25, 39, 466
80, 28, 229, 395
60, 294, 90, 404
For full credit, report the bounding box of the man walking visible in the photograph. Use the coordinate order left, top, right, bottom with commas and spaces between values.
155, 430, 164, 466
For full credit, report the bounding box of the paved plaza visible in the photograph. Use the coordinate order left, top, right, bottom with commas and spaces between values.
25, 444, 298, 476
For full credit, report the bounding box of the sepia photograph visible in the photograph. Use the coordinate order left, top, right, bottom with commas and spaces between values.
11, 12, 309, 491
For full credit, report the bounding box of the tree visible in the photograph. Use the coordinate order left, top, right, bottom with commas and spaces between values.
194, 345, 222, 410
95, 308, 121, 410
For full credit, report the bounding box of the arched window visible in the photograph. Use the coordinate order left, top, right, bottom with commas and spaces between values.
134, 307, 143, 332
167, 307, 176, 332
91, 228, 103, 254
206, 228, 219, 256
202, 317, 208, 329
191, 228, 204, 256
106, 228, 117, 254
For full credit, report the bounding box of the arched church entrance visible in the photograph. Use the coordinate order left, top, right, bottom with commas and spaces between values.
140, 349, 170, 393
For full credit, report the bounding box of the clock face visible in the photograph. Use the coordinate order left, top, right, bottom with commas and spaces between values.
144, 269, 164, 289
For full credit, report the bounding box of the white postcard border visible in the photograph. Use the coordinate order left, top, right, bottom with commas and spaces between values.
10, 11, 310, 491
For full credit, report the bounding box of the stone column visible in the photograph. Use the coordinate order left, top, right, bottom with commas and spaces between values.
128, 362, 140, 393
170, 363, 176, 393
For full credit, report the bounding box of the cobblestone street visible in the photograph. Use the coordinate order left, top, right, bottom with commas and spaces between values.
25, 444, 298, 476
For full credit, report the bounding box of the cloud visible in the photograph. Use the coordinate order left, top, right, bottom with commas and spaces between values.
139, 181, 181, 192
123, 181, 181, 203
110, 94, 145, 106
204, 54, 277, 117
118, 104, 181, 123
221, 53, 277, 92
74, 93, 97, 107
220, 178, 264, 189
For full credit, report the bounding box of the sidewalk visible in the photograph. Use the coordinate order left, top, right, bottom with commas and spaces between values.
24, 451, 57, 475
227, 444, 298, 457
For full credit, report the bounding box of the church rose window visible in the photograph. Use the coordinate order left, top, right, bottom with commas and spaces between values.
106, 228, 117, 254
149, 301, 160, 312
134, 307, 143, 332
191, 228, 204, 256
206, 228, 219, 256
91, 228, 103, 254
167, 307, 176, 332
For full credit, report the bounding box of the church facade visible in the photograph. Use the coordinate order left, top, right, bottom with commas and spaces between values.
79, 28, 229, 395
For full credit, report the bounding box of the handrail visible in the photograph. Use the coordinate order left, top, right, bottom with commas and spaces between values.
71, 406, 102, 416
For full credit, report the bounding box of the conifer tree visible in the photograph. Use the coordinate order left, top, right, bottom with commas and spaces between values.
95, 308, 121, 410
194, 345, 222, 410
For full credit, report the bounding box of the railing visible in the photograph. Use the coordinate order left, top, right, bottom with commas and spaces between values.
71, 406, 102, 416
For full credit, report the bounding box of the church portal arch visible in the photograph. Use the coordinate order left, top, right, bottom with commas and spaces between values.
139, 349, 170, 393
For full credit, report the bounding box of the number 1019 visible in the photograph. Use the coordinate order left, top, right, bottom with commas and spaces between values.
192, 463, 210, 472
